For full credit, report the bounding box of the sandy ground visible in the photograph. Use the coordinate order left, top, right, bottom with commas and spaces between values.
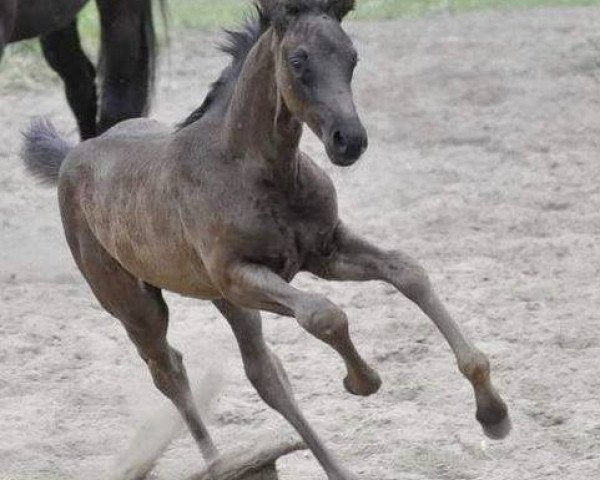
1, 6, 600, 480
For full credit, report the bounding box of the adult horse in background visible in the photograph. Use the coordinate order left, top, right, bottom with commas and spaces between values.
0, 0, 166, 139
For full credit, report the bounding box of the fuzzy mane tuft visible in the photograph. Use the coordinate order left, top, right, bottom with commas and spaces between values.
176, 7, 269, 129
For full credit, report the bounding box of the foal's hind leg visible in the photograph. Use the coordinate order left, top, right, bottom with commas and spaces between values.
65, 222, 218, 461
214, 300, 358, 480
308, 224, 511, 440
40, 22, 97, 140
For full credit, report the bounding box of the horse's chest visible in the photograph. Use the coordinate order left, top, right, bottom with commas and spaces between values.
249, 196, 336, 280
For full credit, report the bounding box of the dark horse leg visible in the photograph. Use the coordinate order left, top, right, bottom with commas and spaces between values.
95, 0, 157, 133
40, 21, 97, 140
0, 0, 17, 61
0, 20, 5, 60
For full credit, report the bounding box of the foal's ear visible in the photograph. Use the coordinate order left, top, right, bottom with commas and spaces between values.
329, 0, 356, 20
256, 0, 278, 15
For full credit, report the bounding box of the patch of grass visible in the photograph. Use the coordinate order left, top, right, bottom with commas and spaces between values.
163, 0, 247, 29
77, 2, 101, 46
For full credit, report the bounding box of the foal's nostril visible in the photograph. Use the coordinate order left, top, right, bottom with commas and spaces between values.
332, 130, 348, 154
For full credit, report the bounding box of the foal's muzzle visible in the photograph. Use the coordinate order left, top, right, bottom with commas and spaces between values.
326, 120, 368, 166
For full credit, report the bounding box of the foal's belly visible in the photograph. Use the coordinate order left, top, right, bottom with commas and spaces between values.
103, 233, 221, 300
82, 200, 222, 299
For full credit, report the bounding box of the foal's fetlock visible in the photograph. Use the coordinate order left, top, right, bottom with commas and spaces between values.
458, 350, 490, 386
459, 350, 512, 439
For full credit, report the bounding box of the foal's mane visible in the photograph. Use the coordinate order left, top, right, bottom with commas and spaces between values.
176, 8, 269, 130
177, 0, 340, 130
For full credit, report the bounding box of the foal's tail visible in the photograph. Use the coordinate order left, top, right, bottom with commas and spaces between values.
21, 119, 74, 185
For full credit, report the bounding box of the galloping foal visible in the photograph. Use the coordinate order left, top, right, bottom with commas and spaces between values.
22, 0, 510, 478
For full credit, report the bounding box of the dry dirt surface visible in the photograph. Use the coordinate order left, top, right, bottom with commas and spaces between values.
1, 7, 600, 480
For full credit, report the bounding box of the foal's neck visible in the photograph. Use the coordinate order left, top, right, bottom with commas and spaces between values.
224, 29, 302, 176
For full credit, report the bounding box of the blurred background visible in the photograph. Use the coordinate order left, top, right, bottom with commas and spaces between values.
3, 0, 600, 88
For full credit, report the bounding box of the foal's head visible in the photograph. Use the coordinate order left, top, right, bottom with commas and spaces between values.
263, 0, 367, 166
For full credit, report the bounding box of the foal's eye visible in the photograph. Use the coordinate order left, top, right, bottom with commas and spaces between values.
289, 51, 308, 72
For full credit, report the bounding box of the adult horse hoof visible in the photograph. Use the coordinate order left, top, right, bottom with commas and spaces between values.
343, 368, 382, 396
481, 413, 512, 440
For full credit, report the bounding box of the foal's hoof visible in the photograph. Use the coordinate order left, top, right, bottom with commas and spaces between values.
477, 401, 512, 440
481, 413, 512, 440
343, 368, 382, 396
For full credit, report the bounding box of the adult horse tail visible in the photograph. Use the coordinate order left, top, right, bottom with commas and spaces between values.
21, 119, 73, 185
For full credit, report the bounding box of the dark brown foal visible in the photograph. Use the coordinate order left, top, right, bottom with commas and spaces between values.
22, 1, 510, 478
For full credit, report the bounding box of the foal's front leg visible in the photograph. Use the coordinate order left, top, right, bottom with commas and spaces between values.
309, 224, 511, 440
211, 261, 381, 397
213, 300, 357, 480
